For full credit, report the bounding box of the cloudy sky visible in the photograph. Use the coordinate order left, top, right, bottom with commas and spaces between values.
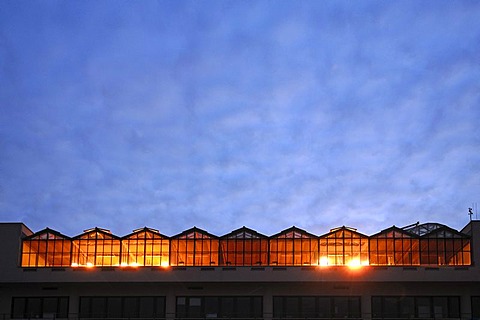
1, 1, 479, 238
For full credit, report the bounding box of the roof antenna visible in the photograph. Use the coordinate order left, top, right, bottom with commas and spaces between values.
468, 207, 474, 221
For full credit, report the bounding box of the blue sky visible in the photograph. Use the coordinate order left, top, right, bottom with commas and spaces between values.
1, 1, 479, 238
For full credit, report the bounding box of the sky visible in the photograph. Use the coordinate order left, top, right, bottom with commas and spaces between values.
1, 1, 480, 238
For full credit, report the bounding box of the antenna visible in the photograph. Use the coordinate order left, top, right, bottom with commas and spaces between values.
468, 207, 474, 221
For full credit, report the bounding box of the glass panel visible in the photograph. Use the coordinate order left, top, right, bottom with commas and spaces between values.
139, 297, 155, 318
221, 297, 234, 318
472, 297, 480, 319
399, 297, 414, 318
107, 297, 122, 318
58, 297, 69, 318
416, 297, 431, 318
237, 297, 252, 318
12, 298, 26, 319
318, 297, 331, 318
301, 297, 316, 318
285, 297, 299, 318
204, 297, 218, 318
123, 297, 138, 318
26, 298, 42, 319
273, 297, 283, 318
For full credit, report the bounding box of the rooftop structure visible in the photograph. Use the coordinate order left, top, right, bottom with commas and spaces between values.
1, 220, 480, 320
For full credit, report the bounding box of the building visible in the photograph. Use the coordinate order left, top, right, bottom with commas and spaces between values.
1, 220, 479, 320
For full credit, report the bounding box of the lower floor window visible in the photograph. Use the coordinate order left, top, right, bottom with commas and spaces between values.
176, 296, 262, 319
472, 297, 480, 319
12, 297, 69, 319
79, 296, 165, 319
372, 296, 460, 319
273, 296, 361, 319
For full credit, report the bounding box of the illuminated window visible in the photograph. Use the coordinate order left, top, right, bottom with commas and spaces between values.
269, 227, 319, 266
21, 228, 71, 267
170, 227, 219, 266
219, 227, 268, 266
369, 227, 420, 266
419, 227, 471, 266
319, 227, 368, 266
71, 228, 121, 267
121, 227, 169, 267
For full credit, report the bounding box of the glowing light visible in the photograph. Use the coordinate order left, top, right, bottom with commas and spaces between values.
130, 262, 139, 267
120, 262, 129, 267
160, 261, 170, 268
71, 263, 78, 267
319, 256, 329, 266
347, 259, 362, 269
86, 262, 94, 268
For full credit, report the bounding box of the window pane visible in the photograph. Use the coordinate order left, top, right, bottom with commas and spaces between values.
139, 297, 155, 318
237, 297, 252, 318
79, 297, 91, 318
221, 297, 234, 318
318, 297, 331, 318
12, 298, 26, 319
285, 297, 299, 318
204, 297, 218, 318
472, 297, 480, 319
416, 297, 431, 318
301, 297, 316, 318
91, 297, 106, 318
107, 297, 122, 319
26, 297, 42, 319
123, 297, 138, 318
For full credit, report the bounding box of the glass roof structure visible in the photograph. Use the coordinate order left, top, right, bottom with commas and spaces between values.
20, 222, 471, 268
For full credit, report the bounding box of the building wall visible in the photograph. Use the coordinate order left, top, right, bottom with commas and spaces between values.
1, 221, 480, 320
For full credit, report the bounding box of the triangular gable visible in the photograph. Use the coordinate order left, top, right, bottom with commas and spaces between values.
73, 227, 120, 240
370, 226, 418, 239
23, 227, 71, 240
220, 226, 268, 239
172, 226, 218, 239
123, 227, 169, 240
422, 225, 470, 239
321, 226, 368, 239
270, 226, 318, 239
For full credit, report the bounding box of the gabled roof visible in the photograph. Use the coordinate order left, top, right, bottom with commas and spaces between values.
220, 226, 268, 239
123, 226, 169, 239
402, 222, 469, 238
270, 226, 318, 239
320, 226, 368, 239
172, 226, 218, 239
73, 227, 121, 240
23, 227, 71, 240
370, 225, 419, 239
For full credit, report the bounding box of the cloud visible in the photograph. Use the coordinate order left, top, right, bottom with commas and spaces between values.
0, 1, 480, 238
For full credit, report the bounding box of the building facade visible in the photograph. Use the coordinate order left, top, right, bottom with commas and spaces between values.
1, 221, 479, 320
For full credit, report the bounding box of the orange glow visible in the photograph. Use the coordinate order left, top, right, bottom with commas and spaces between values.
347, 259, 363, 269
160, 261, 170, 268
319, 256, 329, 266
86, 262, 94, 268
71, 262, 79, 267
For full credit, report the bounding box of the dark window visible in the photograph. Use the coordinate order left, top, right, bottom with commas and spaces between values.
372, 296, 460, 319
79, 296, 165, 319
472, 297, 480, 319
176, 296, 262, 319
11, 297, 69, 319
273, 296, 361, 319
